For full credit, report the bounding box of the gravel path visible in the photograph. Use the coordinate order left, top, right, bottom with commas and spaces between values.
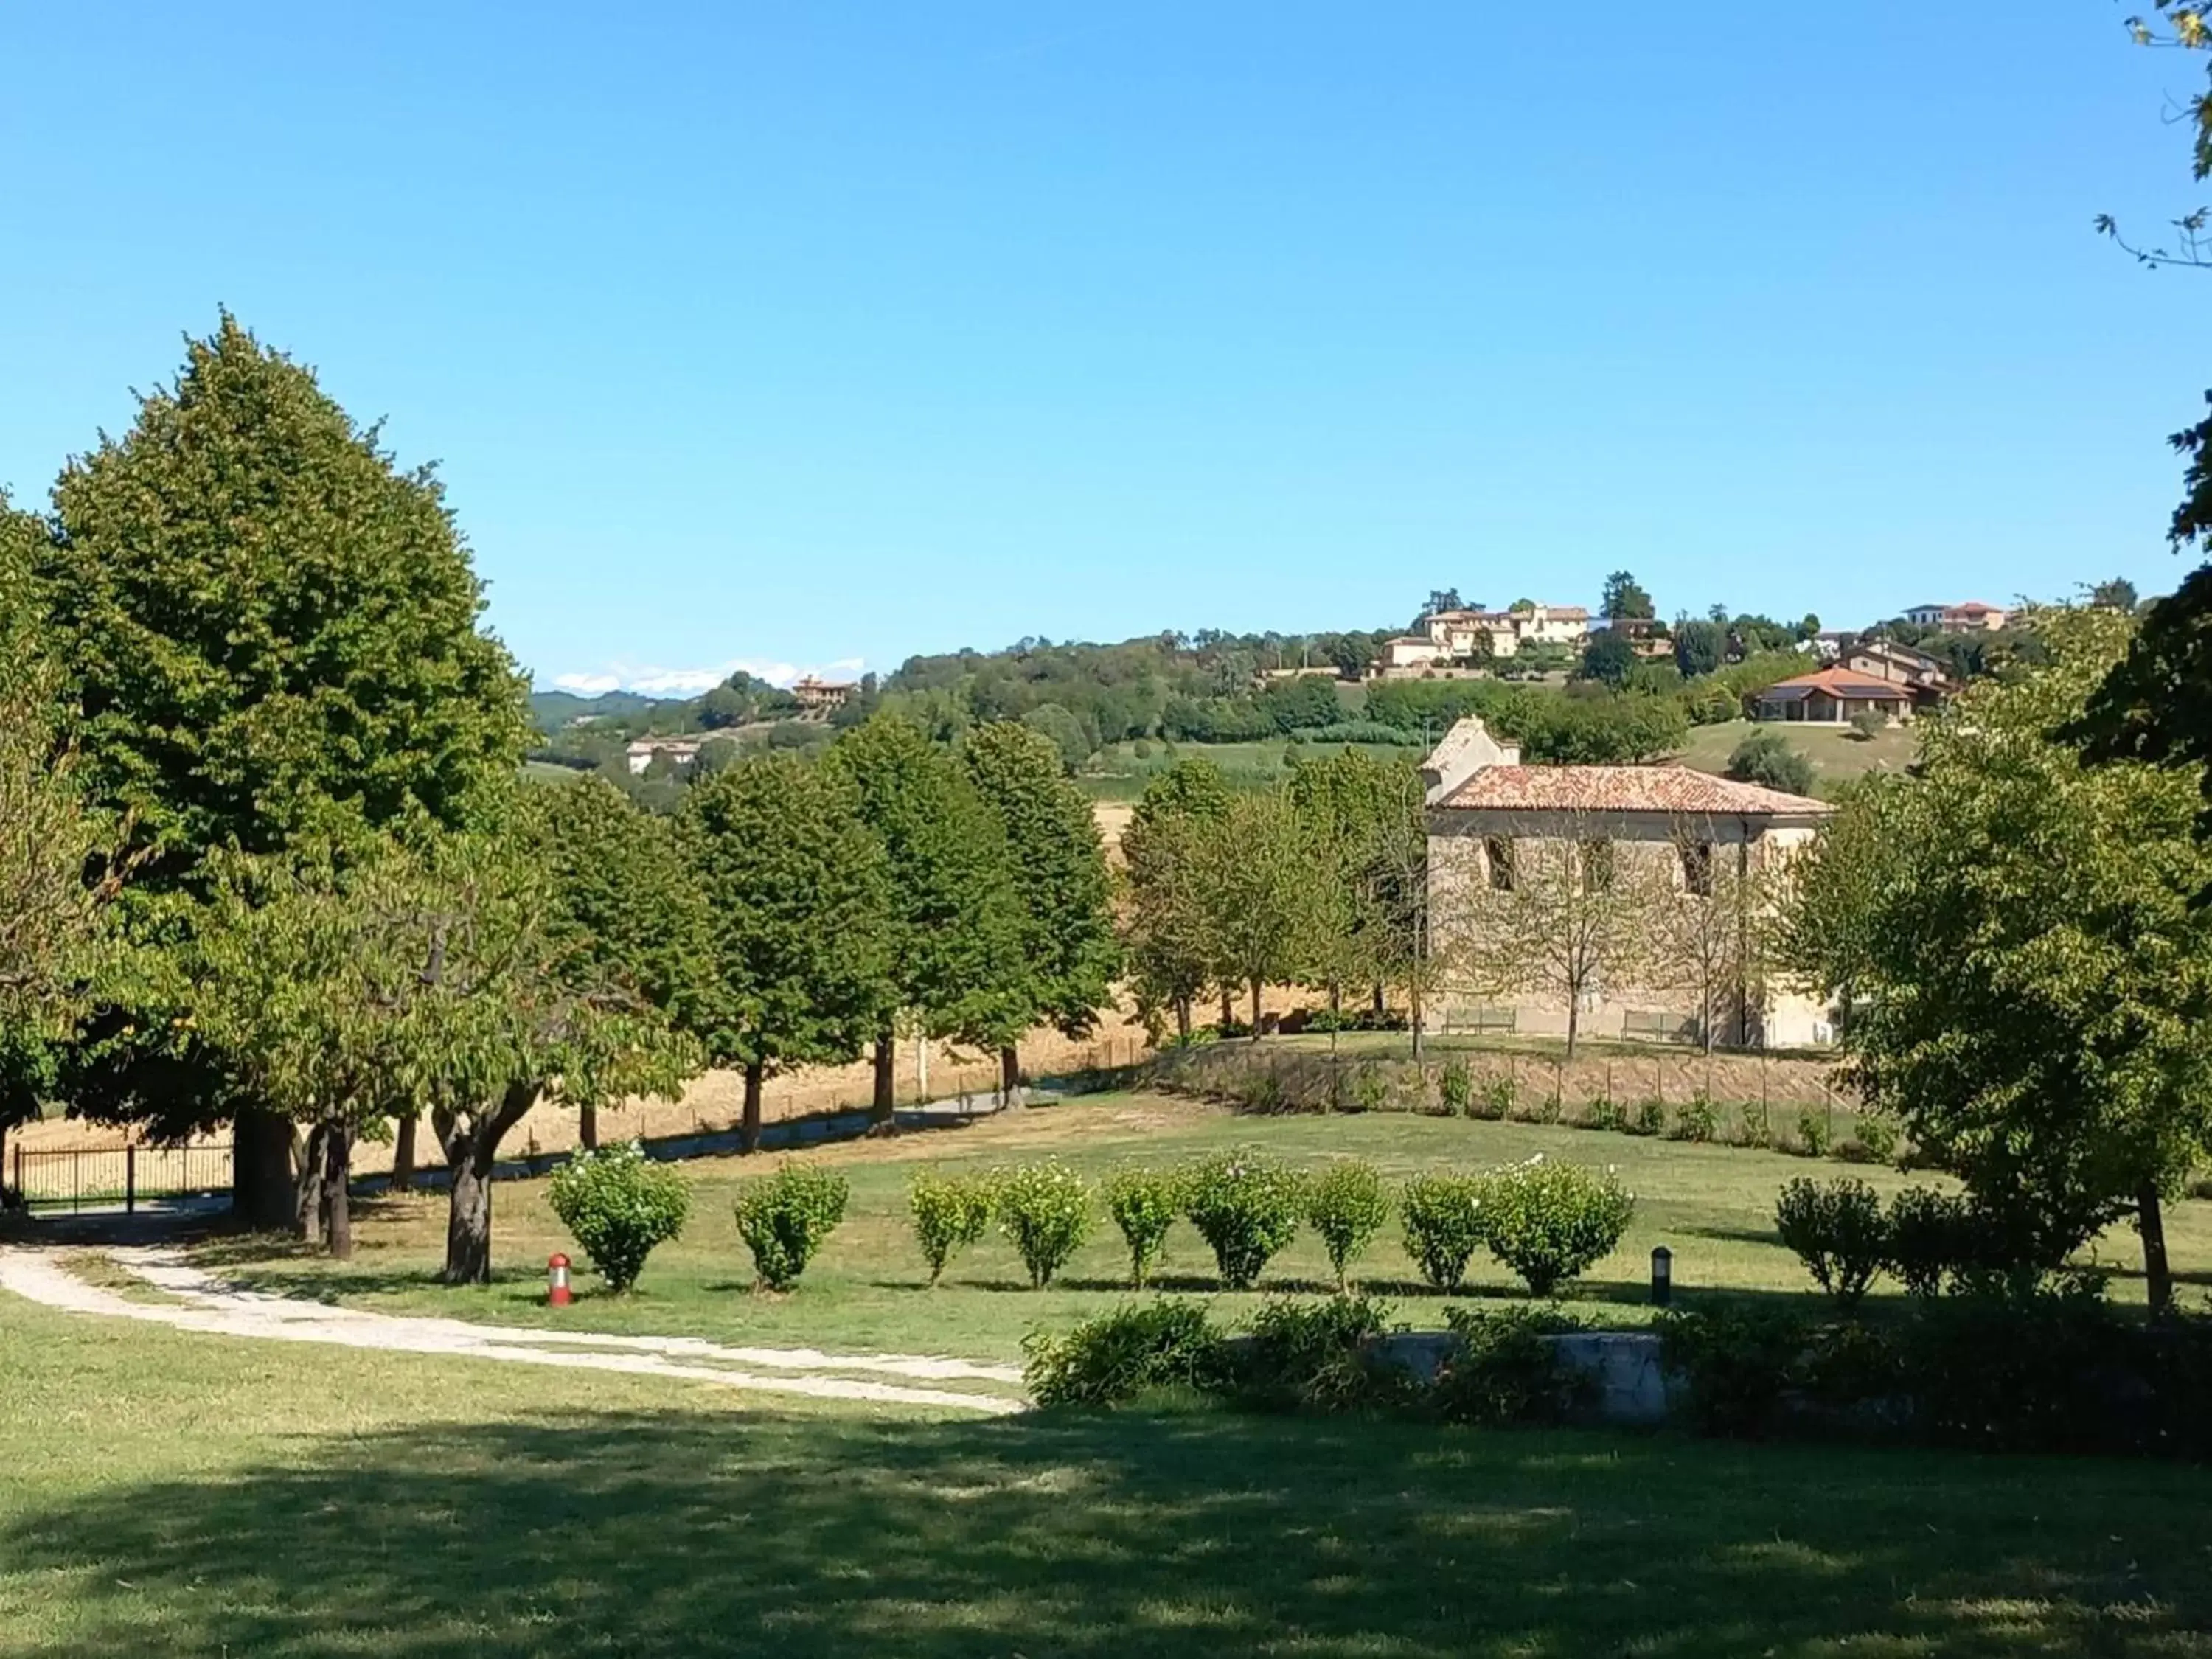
0, 1245, 1024, 1415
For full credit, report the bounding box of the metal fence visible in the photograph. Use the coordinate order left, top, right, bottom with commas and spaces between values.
10, 1144, 233, 1215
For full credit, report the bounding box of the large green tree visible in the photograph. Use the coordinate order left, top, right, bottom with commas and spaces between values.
679, 754, 892, 1150
33, 316, 529, 1224
1120, 758, 1234, 1040
1195, 790, 1329, 1043
530, 776, 709, 1152
962, 722, 1119, 1093
0, 495, 125, 1175
1793, 610, 2212, 1313
1287, 748, 1427, 1043
827, 714, 1027, 1123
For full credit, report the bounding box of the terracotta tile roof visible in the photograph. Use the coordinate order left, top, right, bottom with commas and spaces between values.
1759, 667, 1910, 701
1435, 765, 1832, 816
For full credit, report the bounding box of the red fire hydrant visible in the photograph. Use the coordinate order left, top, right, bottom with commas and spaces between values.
547, 1253, 573, 1307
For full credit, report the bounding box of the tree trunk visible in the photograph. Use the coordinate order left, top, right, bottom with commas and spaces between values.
1248, 979, 1262, 1044
1565, 997, 1580, 1062
1175, 998, 1191, 1043
578, 1104, 599, 1152
2139, 1182, 2174, 1319
321, 1123, 354, 1262
445, 1154, 494, 1287
999, 1045, 1021, 1106
1329, 984, 1340, 1062
1371, 984, 1385, 1018
440, 1082, 541, 1286
871, 1030, 896, 1127
1220, 988, 1234, 1031
294, 1122, 327, 1246
742, 1060, 765, 1154
390, 1116, 419, 1194
232, 1105, 298, 1230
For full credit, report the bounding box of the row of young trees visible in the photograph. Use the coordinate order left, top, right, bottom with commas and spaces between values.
0, 316, 1119, 1284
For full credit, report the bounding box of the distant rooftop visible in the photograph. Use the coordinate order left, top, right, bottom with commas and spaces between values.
1433, 765, 1831, 817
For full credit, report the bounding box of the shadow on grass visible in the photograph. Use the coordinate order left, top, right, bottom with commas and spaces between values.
4, 1404, 2208, 1657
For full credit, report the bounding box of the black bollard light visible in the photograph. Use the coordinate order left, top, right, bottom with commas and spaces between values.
1650, 1245, 1672, 1307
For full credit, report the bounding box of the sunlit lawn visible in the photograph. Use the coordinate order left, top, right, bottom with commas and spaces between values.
194, 1093, 2211, 1363
2, 1297, 2210, 1657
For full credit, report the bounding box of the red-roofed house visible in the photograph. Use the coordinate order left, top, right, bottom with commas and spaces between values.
1422, 718, 1834, 1048
1752, 668, 1912, 726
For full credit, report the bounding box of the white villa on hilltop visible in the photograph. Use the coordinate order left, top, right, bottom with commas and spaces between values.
1378, 602, 1590, 675
1420, 717, 1835, 1048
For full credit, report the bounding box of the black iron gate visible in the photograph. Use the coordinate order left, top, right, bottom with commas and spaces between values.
10, 1144, 232, 1215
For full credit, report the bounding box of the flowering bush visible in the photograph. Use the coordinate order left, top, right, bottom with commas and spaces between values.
546, 1141, 690, 1294
1183, 1150, 1305, 1289
732, 1163, 849, 1292
1102, 1166, 1183, 1288
995, 1161, 1093, 1288
1304, 1160, 1392, 1290
1477, 1157, 1635, 1297
908, 1170, 996, 1285
1399, 1171, 1489, 1293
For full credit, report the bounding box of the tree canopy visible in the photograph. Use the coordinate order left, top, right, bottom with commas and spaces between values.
1791, 609, 2212, 1311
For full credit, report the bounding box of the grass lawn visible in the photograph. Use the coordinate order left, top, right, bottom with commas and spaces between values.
4, 1295, 2212, 1656
189, 1094, 2211, 1362
1672, 717, 1918, 794
1077, 737, 1420, 800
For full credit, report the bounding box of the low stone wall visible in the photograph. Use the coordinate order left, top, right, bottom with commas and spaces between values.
1368, 1330, 1674, 1426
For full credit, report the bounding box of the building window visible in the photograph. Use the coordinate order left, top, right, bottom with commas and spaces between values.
1579, 838, 1614, 892
1485, 836, 1515, 892
1679, 839, 1714, 897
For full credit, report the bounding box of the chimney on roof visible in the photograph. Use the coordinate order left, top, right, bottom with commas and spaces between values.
1421, 717, 1520, 804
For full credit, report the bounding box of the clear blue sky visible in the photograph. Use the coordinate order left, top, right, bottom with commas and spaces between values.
1, 4, 2202, 692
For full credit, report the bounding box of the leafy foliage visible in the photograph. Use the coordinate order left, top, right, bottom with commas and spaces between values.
1792, 608, 2212, 1311
1434, 1305, 1590, 1426
731, 1164, 849, 1292
1304, 1161, 1392, 1290
992, 1160, 1093, 1288
1886, 1186, 1969, 1298
1398, 1172, 1489, 1293
962, 720, 1119, 1041
1182, 1150, 1305, 1289
1476, 1158, 1635, 1297
1773, 1178, 1888, 1305
1022, 1298, 1226, 1408
547, 1141, 691, 1293
1101, 1166, 1183, 1288
907, 1171, 996, 1285
1233, 1295, 1409, 1413
1725, 730, 1815, 796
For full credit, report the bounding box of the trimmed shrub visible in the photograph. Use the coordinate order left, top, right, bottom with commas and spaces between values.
1023, 1298, 1225, 1408
1399, 1171, 1489, 1293
1886, 1186, 1969, 1298
1632, 1097, 1666, 1138
1773, 1176, 1888, 1304
1305, 1160, 1392, 1290
1234, 1294, 1408, 1413
1795, 1108, 1834, 1159
1183, 1150, 1305, 1289
546, 1141, 690, 1294
732, 1163, 849, 1292
994, 1160, 1093, 1288
1102, 1166, 1183, 1289
908, 1171, 995, 1286
1435, 1305, 1590, 1425
1437, 1059, 1474, 1117
1478, 1157, 1635, 1297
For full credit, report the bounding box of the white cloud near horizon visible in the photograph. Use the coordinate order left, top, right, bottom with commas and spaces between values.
549, 656, 867, 698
